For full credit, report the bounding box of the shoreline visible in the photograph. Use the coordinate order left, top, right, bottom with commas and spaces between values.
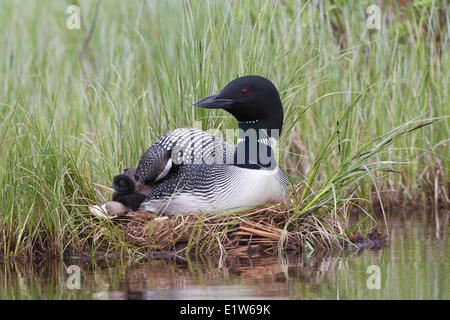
1, 202, 446, 263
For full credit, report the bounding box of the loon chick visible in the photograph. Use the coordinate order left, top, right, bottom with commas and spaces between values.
135, 75, 290, 215
122, 167, 154, 195
111, 174, 147, 212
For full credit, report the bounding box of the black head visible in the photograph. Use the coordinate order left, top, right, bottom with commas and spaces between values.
110, 174, 135, 194
193, 75, 283, 133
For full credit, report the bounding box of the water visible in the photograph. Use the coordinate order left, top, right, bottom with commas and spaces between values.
1, 209, 448, 299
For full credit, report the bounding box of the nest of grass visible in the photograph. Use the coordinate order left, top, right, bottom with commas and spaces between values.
111, 202, 384, 255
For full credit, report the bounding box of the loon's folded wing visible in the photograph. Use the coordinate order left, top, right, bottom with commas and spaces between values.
135, 128, 234, 185
134, 145, 172, 184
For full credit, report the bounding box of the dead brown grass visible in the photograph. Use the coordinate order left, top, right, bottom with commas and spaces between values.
111, 201, 382, 255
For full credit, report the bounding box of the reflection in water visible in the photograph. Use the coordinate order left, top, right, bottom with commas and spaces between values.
0, 210, 448, 299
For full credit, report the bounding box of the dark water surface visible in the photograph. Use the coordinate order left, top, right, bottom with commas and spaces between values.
1, 209, 448, 299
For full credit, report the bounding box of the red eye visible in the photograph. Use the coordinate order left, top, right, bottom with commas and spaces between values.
240, 89, 249, 96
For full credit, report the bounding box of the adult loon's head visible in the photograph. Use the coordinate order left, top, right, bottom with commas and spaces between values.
193, 75, 283, 136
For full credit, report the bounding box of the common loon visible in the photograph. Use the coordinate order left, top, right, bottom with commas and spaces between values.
134, 75, 290, 215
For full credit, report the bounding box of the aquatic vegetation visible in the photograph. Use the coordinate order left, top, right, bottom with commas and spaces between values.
0, 0, 448, 258
0, 210, 448, 300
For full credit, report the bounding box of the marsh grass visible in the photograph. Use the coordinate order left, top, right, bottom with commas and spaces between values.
0, 0, 448, 258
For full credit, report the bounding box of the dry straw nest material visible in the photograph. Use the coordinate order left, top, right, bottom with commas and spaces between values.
110, 202, 380, 255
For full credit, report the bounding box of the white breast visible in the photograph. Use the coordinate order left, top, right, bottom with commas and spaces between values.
140, 166, 289, 215
215, 166, 288, 208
